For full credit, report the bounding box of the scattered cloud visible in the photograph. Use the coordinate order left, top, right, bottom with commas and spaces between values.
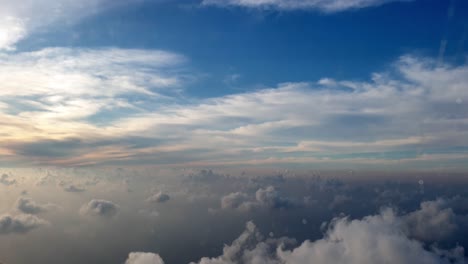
80, 199, 119, 218
146, 192, 170, 203
15, 197, 47, 214
0, 173, 16, 186
0, 214, 48, 234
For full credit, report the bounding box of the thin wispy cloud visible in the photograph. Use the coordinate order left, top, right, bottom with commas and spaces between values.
202, 0, 408, 12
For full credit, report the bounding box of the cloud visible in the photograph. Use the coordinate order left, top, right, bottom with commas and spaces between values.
146, 192, 170, 203
0, 173, 16, 186
63, 184, 86, 193
221, 186, 294, 211
0, 0, 138, 50
0, 214, 48, 234
190, 221, 296, 264
221, 192, 250, 210
202, 0, 407, 12
15, 197, 47, 214
80, 199, 119, 218
1, 53, 467, 168
404, 198, 457, 242
125, 252, 164, 264
278, 209, 464, 264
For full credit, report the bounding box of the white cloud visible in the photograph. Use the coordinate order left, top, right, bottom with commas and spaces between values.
1, 53, 467, 168
278, 208, 464, 264
80, 199, 119, 218
202, 0, 406, 12
0, 16, 26, 51
192, 207, 465, 264
0, 0, 134, 50
125, 252, 165, 264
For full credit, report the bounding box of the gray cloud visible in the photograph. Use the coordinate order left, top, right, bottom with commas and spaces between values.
15, 197, 47, 214
63, 184, 86, 193
0, 173, 16, 186
80, 199, 119, 218
404, 199, 457, 242
146, 192, 170, 203
0, 214, 48, 234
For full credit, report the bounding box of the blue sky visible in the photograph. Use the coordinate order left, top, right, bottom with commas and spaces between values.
0, 0, 467, 169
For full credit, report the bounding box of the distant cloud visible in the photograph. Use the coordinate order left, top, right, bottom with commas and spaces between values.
146, 192, 170, 203
221, 186, 294, 211
0, 174, 16, 186
1, 53, 467, 168
15, 197, 46, 215
125, 252, 164, 264
80, 199, 119, 218
202, 0, 407, 12
0, 214, 48, 234
63, 184, 86, 193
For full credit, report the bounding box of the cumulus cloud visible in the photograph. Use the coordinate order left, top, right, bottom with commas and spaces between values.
221, 192, 250, 210
0, 214, 48, 234
0, 173, 16, 186
80, 199, 119, 218
221, 186, 293, 211
192, 206, 465, 264
278, 209, 464, 264
125, 252, 164, 264
191, 221, 295, 264
146, 192, 170, 203
15, 197, 47, 214
404, 198, 457, 242
202, 0, 406, 12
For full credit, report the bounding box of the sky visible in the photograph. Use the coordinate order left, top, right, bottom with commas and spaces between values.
2, 1, 468, 263
0, 0, 467, 170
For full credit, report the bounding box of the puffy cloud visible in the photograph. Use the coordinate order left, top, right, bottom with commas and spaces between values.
0, 214, 48, 234
125, 252, 164, 264
15, 197, 46, 214
202, 0, 406, 12
278, 208, 464, 264
404, 199, 457, 242
80, 199, 119, 218
0, 173, 16, 186
220, 186, 293, 211
255, 186, 293, 209
194, 203, 466, 264
221, 192, 250, 210
146, 192, 170, 203
191, 221, 295, 264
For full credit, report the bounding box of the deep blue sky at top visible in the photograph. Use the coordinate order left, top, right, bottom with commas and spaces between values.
19, 0, 468, 98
